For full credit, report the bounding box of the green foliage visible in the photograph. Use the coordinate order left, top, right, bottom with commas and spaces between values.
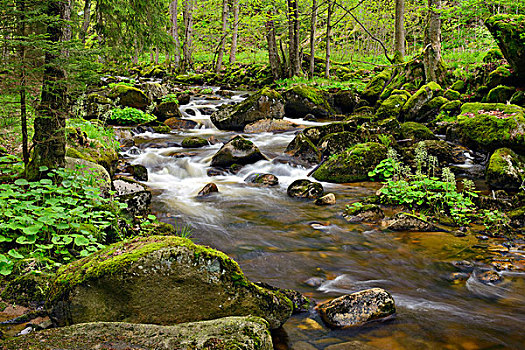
275, 76, 364, 92
108, 81, 135, 89
110, 107, 156, 125
161, 94, 180, 104
481, 209, 511, 235
0, 154, 24, 177
0, 167, 127, 276
200, 88, 213, 94
67, 118, 120, 151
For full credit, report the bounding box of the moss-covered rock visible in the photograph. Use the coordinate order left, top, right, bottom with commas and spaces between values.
110, 84, 151, 110
64, 157, 111, 192
399, 122, 437, 142
1, 272, 53, 306
401, 82, 443, 122
482, 48, 504, 63
244, 119, 299, 133
154, 101, 183, 122
46, 236, 293, 329
451, 103, 525, 152
510, 91, 525, 106
65, 142, 118, 177
284, 133, 322, 166
181, 136, 209, 148
361, 69, 392, 104
283, 85, 334, 119
485, 15, 525, 82
486, 148, 525, 191
344, 203, 385, 223
332, 90, 357, 114
312, 142, 387, 183
301, 121, 356, 145
486, 66, 513, 88
3, 317, 273, 350
211, 136, 267, 167
485, 85, 516, 103
444, 89, 461, 101
211, 88, 284, 131
318, 131, 361, 156
287, 179, 324, 199
84, 93, 113, 120
409, 140, 463, 165
141, 65, 167, 78
450, 80, 466, 93
375, 93, 408, 120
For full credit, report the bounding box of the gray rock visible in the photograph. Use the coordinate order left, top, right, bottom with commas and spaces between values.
287, 179, 324, 200
384, 212, 440, 232
211, 136, 267, 168
113, 176, 152, 218
316, 288, 396, 328
198, 183, 219, 197
2, 317, 273, 350
314, 193, 336, 206
46, 236, 293, 329
65, 157, 111, 193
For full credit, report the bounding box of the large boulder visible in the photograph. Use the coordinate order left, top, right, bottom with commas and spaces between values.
46, 236, 293, 329
449, 103, 525, 153
154, 101, 183, 122
486, 148, 525, 191
65, 157, 111, 192
485, 15, 525, 83
211, 88, 284, 131
164, 117, 199, 130
401, 82, 444, 122
399, 122, 437, 142
284, 133, 322, 166
361, 70, 392, 105
315, 288, 395, 328
84, 93, 113, 120
317, 131, 361, 156
383, 212, 440, 232
283, 85, 334, 119
110, 84, 151, 110
244, 119, 300, 133
287, 179, 324, 200
312, 142, 387, 183
211, 136, 268, 168
375, 91, 409, 120
113, 176, 152, 218
2, 317, 273, 350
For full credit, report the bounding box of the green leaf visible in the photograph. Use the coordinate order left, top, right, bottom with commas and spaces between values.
14, 179, 29, 186
23, 224, 43, 235
0, 261, 13, 276
16, 234, 37, 245
74, 235, 90, 246
8, 249, 24, 259
147, 214, 156, 221
0, 235, 13, 243
39, 166, 49, 172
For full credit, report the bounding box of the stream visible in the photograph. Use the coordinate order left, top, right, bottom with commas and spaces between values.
122, 88, 525, 350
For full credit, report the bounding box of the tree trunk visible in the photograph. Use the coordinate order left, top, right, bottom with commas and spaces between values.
80, 0, 91, 43
394, 0, 405, 62
265, 17, 281, 80
287, 0, 301, 76
325, 0, 332, 78
215, 0, 229, 73
423, 0, 445, 83
309, 0, 317, 78
17, 0, 29, 168
169, 0, 181, 69
28, 0, 71, 178
182, 0, 194, 70
229, 0, 239, 64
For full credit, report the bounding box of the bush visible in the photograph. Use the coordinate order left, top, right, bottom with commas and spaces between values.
110, 107, 156, 125
68, 118, 120, 150
161, 94, 179, 104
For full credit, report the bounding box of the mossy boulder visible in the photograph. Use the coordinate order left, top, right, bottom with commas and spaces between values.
485, 85, 516, 103
65, 157, 111, 192
510, 91, 525, 106
486, 148, 525, 191
409, 140, 464, 165
301, 121, 356, 145
65, 143, 118, 177
485, 15, 525, 83
181, 136, 209, 148
361, 69, 392, 104
110, 84, 151, 110
444, 89, 461, 101
483, 48, 504, 63
450, 80, 466, 93
46, 236, 293, 329
312, 142, 387, 183
1, 272, 53, 306
401, 82, 443, 122
399, 122, 437, 142
2, 317, 273, 350
284, 133, 322, 166
486, 66, 513, 88
344, 203, 384, 223
375, 92, 409, 120
211, 88, 284, 131
283, 85, 334, 119
84, 93, 113, 120
451, 103, 525, 152
332, 90, 357, 114
141, 65, 167, 78
318, 131, 361, 156
164, 117, 199, 130
287, 179, 324, 199
154, 101, 183, 122
140, 82, 169, 101
211, 136, 267, 168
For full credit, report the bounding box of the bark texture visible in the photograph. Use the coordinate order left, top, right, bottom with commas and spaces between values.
423, 0, 445, 83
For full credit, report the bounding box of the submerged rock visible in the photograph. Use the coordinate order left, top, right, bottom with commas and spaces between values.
486, 148, 525, 191
211, 136, 267, 168
181, 136, 209, 148
198, 183, 219, 197
287, 179, 324, 200
315, 288, 395, 328
46, 236, 293, 329
2, 317, 273, 350
211, 88, 284, 131
384, 212, 440, 232
164, 117, 199, 130
344, 204, 385, 224
244, 173, 279, 187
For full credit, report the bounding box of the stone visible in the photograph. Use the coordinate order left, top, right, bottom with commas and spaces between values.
312, 142, 387, 183
254, 282, 311, 314
332, 90, 357, 114
344, 204, 385, 223
65, 157, 111, 193
451, 80, 466, 92
211, 88, 284, 131
318, 131, 361, 156
477, 270, 503, 285
164, 117, 199, 130
485, 14, 525, 82
46, 236, 293, 329
211, 136, 267, 168
401, 82, 443, 122
375, 92, 408, 120
110, 84, 151, 110
84, 93, 113, 120
409, 140, 465, 165
181, 136, 209, 148
315, 288, 395, 328
285, 133, 322, 166
384, 212, 440, 232
486, 148, 525, 191
361, 69, 392, 104
113, 176, 152, 218
399, 122, 437, 142
154, 101, 183, 122
485, 85, 516, 103
283, 85, 334, 119
198, 183, 219, 197
244, 118, 300, 133
2, 317, 273, 350
443, 89, 461, 101
124, 164, 148, 181
244, 173, 279, 187
486, 66, 513, 89
314, 193, 336, 206
287, 179, 324, 200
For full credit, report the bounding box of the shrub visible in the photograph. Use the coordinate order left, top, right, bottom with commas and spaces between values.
110, 107, 156, 125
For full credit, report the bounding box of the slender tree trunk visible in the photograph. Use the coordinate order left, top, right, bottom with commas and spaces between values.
287, 0, 301, 76
29, 0, 71, 178
18, 0, 29, 168
215, 0, 229, 73
169, 0, 181, 69
155, 47, 159, 64
80, 0, 91, 43
265, 16, 281, 80
394, 0, 405, 62
325, 0, 332, 78
182, 0, 194, 70
309, 0, 317, 78
423, 0, 445, 83
229, 0, 239, 64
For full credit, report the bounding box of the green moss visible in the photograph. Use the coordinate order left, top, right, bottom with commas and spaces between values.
399, 122, 437, 141
288, 85, 326, 107
230, 136, 254, 151
151, 125, 171, 133
444, 89, 461, 101
401, 82, 417, 91
362, 69, 392, 103
450, 80, 466, 92
483, 48, 504, 63
181, 136, 209, 148
427, 96, 449, 109
486, 148, 525, 190
440, 100, 462, 112
486, 66, 512, 88
66, 144, 118, 176
485, 85, 516, 103
345, 203, 379, 216
510, 91, 525, 106
375, 93, 408, 120
401, 82, 443, 119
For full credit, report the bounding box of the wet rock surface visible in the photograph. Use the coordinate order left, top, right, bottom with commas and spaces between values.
287, 179, 324, 200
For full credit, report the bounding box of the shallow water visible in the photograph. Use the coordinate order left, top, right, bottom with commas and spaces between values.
124, 90, 525, 350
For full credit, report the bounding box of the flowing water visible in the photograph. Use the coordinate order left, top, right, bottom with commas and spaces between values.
122, 89, 525, 350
